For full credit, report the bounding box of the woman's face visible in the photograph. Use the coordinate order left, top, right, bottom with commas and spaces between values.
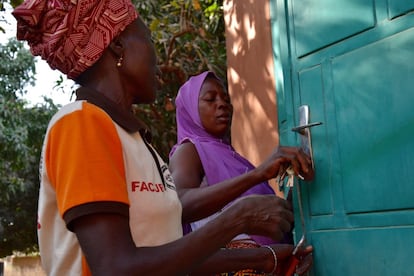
122, 18, 159, 104
198, 76, 233, 138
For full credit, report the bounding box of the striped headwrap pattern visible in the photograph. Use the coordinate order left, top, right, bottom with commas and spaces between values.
12, 0, 138, 79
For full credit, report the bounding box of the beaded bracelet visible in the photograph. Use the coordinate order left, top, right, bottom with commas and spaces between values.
264, 245, 278, 274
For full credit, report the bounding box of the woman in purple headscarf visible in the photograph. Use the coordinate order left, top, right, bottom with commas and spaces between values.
169, 72, 314, 251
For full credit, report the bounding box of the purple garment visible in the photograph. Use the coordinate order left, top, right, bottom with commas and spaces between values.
170, 71, 286, 245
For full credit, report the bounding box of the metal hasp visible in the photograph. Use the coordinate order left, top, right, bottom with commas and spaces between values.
291, 105, 322, 168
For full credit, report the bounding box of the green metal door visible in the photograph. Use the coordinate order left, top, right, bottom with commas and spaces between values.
270, 1, 414, 275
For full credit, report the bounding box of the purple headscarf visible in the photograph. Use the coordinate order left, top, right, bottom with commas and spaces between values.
170, 71, 278, 245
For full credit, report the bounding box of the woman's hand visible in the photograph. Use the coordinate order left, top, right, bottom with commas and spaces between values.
227, 195, 294, 242
256, 146, 314, 182
266, 244, 313, 276
294, 246, 314, 275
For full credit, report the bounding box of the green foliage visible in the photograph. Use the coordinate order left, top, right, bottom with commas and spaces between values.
133, 0, 226, 160
0, 39, 36, 97
0, 100, 58, 257
3, 0, 23, 9
0, 37, 58, 257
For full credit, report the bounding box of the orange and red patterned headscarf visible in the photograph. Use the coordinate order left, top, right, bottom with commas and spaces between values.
12, 0, 138, 80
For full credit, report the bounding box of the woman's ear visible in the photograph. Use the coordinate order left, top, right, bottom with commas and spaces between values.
108, 35, 124, 59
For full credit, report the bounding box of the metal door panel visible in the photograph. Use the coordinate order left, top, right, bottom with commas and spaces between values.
331, 28, 414, 213
311, 226, 414, 276
292, 0, 375, 57
271, 0, 414, 274
388, 0, 414, 19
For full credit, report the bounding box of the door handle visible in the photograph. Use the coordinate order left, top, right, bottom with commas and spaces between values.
291, 105, 322, 168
